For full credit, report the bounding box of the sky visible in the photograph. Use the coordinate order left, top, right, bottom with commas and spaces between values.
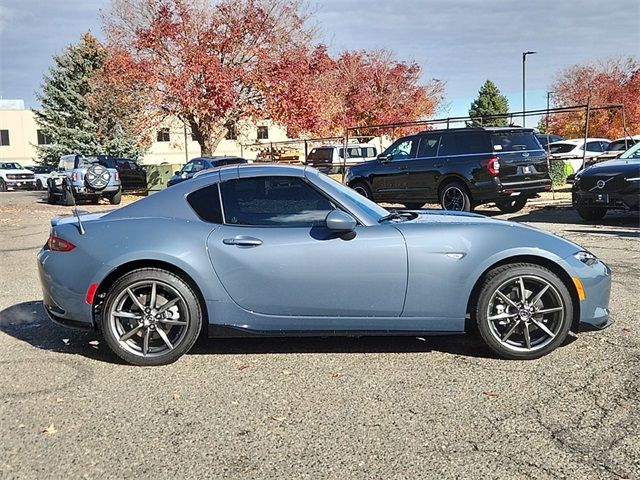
0, 0, 638, 120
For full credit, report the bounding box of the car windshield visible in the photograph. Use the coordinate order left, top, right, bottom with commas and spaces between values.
606, 139, 637, 152
549, 143, 577, 154
1, 162, 23, 170
307, 148, 333, 161
312, 172, 390, 221
619, 142, 640, 160
491, 133, 541, 152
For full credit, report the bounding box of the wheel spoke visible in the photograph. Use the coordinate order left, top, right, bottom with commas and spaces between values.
157, 297, 180, 314
127, 288, 146, 311
155, 328, 173, 350
523, 322, 532, 349
488, 312, 518, 321
149, 282, 157, 310
529, 284, 550, 305
536, 306, 563, 315
143, 328, 150, 356
119, 324, 143, 342
496, 290, 519, 309
501, 320, 521, 342
532, 320, 556, 338
518, 277, 527, 302
158, 318, 188, 326
113, 311, 141, 320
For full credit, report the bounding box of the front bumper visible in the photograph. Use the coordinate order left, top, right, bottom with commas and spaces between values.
572, 189, 639, 211
4, 179, 36, 190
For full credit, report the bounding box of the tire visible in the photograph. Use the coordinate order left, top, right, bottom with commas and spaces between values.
84, 164, 111, 191
576, 206, 607, 221
439, 181, 471, 212
0, 179, 6, 192
403, 202, 424, 210
109, 189, 122, 205
61, 185, 75, 206
36, 179, 43, 190
100, 268, 203, 366
351, 181, 373, 200
495, 196, 527, 214
47, 187, 56, 204
474, 263, 573, 360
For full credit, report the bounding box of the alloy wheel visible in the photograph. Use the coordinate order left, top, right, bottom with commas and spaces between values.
442, 186, 465, 210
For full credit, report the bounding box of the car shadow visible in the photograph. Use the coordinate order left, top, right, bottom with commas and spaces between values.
510, 205, 640, 228
0, 301, 507, 363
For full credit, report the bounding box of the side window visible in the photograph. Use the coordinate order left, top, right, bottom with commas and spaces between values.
385, 137, 417, 161
362, 147, 377, 157
187, 184, 223, 223
417, 135, 440, 158
220, 176, 335, 227
117, 159, 131, 170
439, 133, 489, 156
586, 141, 604, 152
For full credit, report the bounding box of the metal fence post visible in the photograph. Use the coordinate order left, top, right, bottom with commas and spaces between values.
582, 99, 591, 171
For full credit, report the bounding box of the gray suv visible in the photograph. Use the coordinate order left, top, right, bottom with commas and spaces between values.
47, 154, 122, 205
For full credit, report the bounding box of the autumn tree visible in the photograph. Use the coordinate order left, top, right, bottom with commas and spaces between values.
467, 80, 509, 127
545, 57, 640, 139
35, 33, 151, 165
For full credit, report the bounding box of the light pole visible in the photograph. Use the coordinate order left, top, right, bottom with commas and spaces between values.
522, 51, 537, 127
546, 91, 555, 132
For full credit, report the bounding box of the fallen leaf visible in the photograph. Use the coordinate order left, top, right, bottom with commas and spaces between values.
331, 372, 342, 378
56, 398, 64, 403
42, 424, 57, 435
231, 401, 239, 406
270, 416, 286, 422
18, 424, 25, 429
483, 390, 499, 397
282, 369, 292, 376
622, 327, 632, 333
238, 364, 249, 371
172, 393, 180, 400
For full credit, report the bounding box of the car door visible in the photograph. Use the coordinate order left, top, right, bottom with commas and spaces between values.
370, 136, 418, 202
115, 159, 132, 190
403, 133, 442, 202
206, 173, 408, 317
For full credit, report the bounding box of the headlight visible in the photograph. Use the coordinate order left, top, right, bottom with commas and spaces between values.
574, 251, 598, 266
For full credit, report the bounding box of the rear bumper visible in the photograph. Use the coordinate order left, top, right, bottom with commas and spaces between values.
473, 178, 552, 202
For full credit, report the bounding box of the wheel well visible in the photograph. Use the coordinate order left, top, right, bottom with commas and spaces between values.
93, 260, 209, 330
437, 175, 472, 198
465, 255, 581, 333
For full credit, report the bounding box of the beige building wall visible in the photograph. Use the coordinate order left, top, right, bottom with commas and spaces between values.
0, 104, 295, 167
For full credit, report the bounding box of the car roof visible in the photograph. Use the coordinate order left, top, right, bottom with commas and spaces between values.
424, 127, 535, 134
192, 156, 244, 161
550, 138, 611, 145
612, 135, 640, 141
191, 162, 305, 181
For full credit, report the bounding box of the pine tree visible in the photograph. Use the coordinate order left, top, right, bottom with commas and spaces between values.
468, 80, 509, 127
34, 33, 148, 165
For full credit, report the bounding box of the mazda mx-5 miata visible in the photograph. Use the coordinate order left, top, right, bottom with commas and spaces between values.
38, 164, 612, 366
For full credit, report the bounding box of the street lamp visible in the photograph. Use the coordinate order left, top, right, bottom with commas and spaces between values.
522, 51, 537, 127
546, 91, 555, 132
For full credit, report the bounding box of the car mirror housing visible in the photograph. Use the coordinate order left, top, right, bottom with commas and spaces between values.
326, 209, 357, 232
174, 171, 181, 176
378, 154, 389, 163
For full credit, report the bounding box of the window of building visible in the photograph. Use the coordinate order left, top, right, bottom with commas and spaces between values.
37, 130, 51, 145
157, 128, 170, 142
257, 126, 269, 140
220, 176, 334, 227
225, 122, 238, 140
0, 130, 9, 146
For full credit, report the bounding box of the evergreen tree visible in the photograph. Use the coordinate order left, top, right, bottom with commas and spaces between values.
34, 33, 148, 165
468, 80, 509, 127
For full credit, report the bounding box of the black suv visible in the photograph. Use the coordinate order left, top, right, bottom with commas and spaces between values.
345, 127, 551, 213
98, 156, 147, 191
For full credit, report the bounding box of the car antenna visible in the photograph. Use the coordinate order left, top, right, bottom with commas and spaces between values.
64, 182, 85, 235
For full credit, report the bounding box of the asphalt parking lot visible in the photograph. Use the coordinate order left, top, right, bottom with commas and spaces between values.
0, 190, 638, 479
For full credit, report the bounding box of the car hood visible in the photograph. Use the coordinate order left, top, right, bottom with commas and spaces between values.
2, 168, 35, 175
404, 209, 490, 224
579, 158, 640, 176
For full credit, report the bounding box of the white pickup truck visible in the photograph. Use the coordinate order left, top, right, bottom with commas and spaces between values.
0, 161, 37, 191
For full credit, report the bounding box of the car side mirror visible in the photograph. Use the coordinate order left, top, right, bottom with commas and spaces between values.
174, 171, 181, 175
326, 209, 357, 232
378, 154, 390, 163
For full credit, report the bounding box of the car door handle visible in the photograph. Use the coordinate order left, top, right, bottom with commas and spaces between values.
398, 166, 408, 171
223, 236, 263, 247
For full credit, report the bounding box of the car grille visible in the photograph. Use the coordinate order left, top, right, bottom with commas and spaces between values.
6, 173, 35, 180
579, 175, 625, 192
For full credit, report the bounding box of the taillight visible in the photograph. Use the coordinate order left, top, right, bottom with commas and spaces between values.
484, 156, 500, 175
114, 171, 120, 182
70, 172, 78, 182
47, 233, 76, 252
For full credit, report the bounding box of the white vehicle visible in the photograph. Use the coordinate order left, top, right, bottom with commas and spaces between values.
305, 143, 379, 173
595, 135, 640, 162
0, 161, 37, 191
25, 164, 55, 190
548, 138, 611, 173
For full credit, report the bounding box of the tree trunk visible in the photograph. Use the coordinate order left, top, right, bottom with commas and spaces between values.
190, 120, 228, 156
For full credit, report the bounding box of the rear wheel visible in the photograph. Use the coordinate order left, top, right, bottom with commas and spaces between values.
61, 185, 74, 206
36, 179, 43, 190
495, 196, 527, 214
474, 263, 572, 360
0, 179, 6, 192
439, 181, 471, 212
101, 268, 202, 366
576, 206, 607, 221
109, 189, 122, 205
351, 181, 373, 200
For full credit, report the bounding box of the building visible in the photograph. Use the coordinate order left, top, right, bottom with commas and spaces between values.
0, 99, 294, 166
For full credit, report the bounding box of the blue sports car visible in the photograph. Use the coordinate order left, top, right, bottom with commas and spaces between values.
38, 164, 612, 365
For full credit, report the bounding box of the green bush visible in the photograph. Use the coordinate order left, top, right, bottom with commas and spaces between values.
550, 159, 568, 186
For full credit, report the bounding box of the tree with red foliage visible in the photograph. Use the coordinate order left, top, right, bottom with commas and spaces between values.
545, 57, 640, 139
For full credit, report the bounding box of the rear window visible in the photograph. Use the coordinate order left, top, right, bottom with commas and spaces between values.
491, 132, 542, 152
548, 143, 577, 154
187, 184, 223, 223
77, 156, 110, 169
307, 148, 333, 161
606, 139, 637, 152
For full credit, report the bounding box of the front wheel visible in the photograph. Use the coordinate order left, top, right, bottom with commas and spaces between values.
495, 196, 527, 214
576, 206, 607, 221
101, 268, 202, 366
0, 179, 6, 192
350, 181, 373, 200
439, 181, 471, 211
474, 263, 573, 360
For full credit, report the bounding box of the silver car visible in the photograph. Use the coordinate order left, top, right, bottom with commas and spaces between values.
38, 164, 612, 366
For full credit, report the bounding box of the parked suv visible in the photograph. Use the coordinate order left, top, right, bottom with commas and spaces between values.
306, 143, 378, 173
345, 127, 551, 213
0, 162, 36, 191
97, 156, 147, 191
25, 164, 55, 190
47, 154, 122, 205
167, 156, 247, 187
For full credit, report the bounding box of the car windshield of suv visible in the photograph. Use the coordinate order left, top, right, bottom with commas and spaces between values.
606, 139, 637, 152
548, 143, 577, 154
307, 148, 333, 161
1, 162, 23, 170
618, 142, 640, 160
491, 133, 541, 152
